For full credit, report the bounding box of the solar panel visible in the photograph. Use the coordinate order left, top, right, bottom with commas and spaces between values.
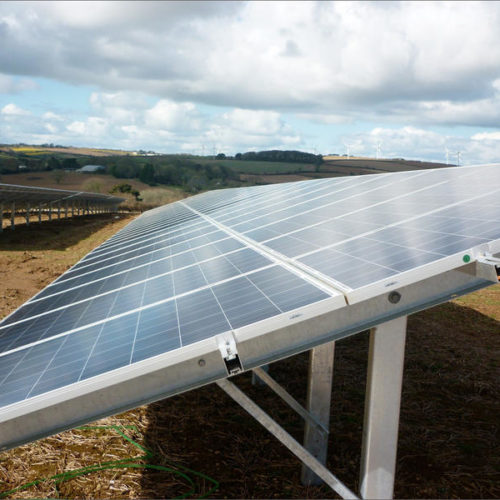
0, 164, 498, 451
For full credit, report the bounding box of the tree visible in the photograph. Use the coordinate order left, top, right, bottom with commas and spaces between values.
52, 170, 66, 184
46, 156, 61, 171
62, 158, 78, 170
110, 183, 142, 201
139, 163, 155, 185
186, 174, 208, 192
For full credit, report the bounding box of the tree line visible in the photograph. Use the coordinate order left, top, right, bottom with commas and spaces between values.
232, 149, 323, 165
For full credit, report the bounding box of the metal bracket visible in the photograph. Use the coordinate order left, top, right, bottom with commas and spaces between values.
216, 331, 243, 375
462, 253, 500, 283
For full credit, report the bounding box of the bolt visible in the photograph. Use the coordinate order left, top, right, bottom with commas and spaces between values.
388, 291, 401, 304
198, 359, 206, 367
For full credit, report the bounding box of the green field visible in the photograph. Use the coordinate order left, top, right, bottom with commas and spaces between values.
194, 158, 316, 174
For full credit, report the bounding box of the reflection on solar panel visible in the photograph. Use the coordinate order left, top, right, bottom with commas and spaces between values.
0, 164, 499, 451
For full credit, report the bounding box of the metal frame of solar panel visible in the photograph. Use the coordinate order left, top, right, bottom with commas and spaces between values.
0, 183, 124, 230
0, 164, 499, 499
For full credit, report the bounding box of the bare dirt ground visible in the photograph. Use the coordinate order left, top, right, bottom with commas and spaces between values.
0, 217, 498, 499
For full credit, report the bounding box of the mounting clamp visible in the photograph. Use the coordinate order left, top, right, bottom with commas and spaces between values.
216, 331, 243, 375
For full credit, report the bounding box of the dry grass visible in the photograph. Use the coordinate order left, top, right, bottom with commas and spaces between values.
139, 188, 189, 207
0, 216, 498, 499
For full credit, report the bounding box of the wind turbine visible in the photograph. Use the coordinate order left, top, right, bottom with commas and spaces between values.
456, 151, 462, 166
343, 142, 352, 158
376, 141, 382, 160
445, 147, 450, 165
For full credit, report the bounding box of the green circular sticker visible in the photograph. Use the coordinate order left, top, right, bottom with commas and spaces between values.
463, 254, 471, 263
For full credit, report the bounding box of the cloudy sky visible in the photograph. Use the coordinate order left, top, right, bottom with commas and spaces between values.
1, 1, 499, 163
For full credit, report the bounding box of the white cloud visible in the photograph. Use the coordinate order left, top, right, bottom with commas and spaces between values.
0, 1, 499, 126
1, 103, 31, 115
66, 117, 109, 137
220, 109, 284, 136
472, 131, 500, 141
42, 111, 64, 121
144, 100, 201, 131
0, 91, 302, 153
44, 123, 58, 134
342, 126, 500, 165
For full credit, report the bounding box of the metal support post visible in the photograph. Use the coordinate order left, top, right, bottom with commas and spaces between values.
0, 203, 3, 232
11, 201, 15, 230
301, 341, 335, 486
57, 202, 61, 219
25, 203, 30, 226
38, 203, 42, 223
65, 201, 68, 218
217, 379, 358, 499
48, 203, 52, 221
71, 201, 75, 217
359, 316, 407, 500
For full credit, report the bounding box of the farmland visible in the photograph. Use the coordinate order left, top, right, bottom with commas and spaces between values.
194, 158, 317, 174
4, 145, 133, 157
0, 215, 498, 499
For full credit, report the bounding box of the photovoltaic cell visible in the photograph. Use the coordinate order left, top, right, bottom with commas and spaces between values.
0, 164, 498, 416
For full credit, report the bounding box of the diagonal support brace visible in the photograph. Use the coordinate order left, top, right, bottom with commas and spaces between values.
216, 378, 358, 499
252, 366, 329, 435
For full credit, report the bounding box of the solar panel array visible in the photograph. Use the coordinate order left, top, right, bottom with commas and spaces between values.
0, 183, 123, 206
0, 164, 499, 412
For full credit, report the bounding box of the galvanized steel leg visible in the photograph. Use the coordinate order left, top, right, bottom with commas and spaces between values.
0, 203, 3, 232
359, 316, 407, 500
25, 203, 30, 226
301, 341, 335, 485
11, 201, 15, 230
57, 202, 61, 219
38, 203, 42, 223
217, 379, 358, 499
